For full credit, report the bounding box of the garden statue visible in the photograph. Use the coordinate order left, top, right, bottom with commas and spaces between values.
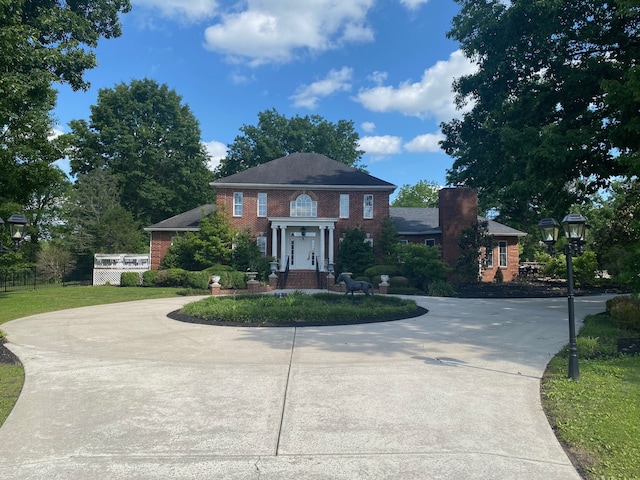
336, 273, 374, 296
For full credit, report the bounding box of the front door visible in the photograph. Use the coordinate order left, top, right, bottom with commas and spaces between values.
290, 232, 316, 270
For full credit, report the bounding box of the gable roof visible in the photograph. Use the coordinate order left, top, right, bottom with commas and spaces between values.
144, 204, 216, 232
211, 152, 396, 190
390, 207, 527, 237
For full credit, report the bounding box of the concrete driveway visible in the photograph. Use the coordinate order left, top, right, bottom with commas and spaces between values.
0, 294, 612, 479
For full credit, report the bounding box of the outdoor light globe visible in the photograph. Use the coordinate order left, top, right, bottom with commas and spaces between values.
537, 217, 560, 247
561, 213, 587, 242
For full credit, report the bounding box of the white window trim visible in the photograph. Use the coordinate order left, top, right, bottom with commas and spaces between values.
233, 192, 243, 217
257, 236, 267, 256
363, 194, 373, 219
257, 192, 267, 217
499, 241, 508, 267
425, 239, 435, 247
290, 194, 317, 217
340, 194, 349, 219
485, 246, 494, 268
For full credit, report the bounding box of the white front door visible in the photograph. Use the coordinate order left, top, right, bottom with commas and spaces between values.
290, 233, 316, 270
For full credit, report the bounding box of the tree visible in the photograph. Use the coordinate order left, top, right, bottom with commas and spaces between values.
377, 216, 401, 265
442, 0, 640, 227
66, 79, 214, 225
162, 208, 235, 270
337, 227, 375, 277
232, 229, 262, 272
216, 108, 365, 177
398, 243, 450, 291
1, 0, 131, 212
64, 169, 144, 266
454, 220, 495, 284
391, 180, 440, 208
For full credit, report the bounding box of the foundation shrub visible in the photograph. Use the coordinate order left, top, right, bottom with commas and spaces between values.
428, 280, 457, 297
120, 272, 139, 287
142, 270, 158, 287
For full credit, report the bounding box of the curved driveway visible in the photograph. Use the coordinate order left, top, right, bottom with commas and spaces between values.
0, 294, 611, 479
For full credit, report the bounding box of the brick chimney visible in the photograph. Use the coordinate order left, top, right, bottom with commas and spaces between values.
438, 187, 478, 268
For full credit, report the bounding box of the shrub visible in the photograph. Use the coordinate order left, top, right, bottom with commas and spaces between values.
572, 250, 598, 286
428, 280, 457, 297
156, 268, 188, 287
388, 286, 422, 295
219, 271, 246, 289
120, 272, 139, 287
142, 270, 158, 287
494, 268, 504, 284
390, 276, 409, 287
609, 295, 640, 333
364, 264, 401, 278
185, 271, 210, 290
398, 243, 449, 290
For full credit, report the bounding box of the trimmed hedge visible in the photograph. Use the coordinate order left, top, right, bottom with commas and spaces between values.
120, 272, 139, 287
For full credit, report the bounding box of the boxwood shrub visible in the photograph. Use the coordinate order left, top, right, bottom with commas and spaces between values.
120, 272, 139, 287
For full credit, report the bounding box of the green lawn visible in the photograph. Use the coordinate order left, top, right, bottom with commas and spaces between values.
541, 314, 640, 480
0, 286, 186, 325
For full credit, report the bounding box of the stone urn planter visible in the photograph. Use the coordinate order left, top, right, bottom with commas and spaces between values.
246, 272, 258, 282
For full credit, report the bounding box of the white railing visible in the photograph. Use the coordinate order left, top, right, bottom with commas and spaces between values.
93, 254, 150, 286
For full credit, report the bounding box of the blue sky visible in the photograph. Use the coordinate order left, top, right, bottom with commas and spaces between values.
53, 0, 476, 194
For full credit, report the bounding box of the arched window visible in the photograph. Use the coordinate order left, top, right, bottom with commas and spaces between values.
290, 194, 317, 217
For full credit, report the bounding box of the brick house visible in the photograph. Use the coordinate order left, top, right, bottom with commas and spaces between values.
146, 152, 525, 286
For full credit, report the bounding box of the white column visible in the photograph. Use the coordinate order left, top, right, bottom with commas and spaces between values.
318, 226, 326, 271
328, 225, 335, 266
271, 225, 278, 258
279, 225, 287, 271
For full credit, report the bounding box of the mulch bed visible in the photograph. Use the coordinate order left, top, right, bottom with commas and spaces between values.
0, 343, 20, 365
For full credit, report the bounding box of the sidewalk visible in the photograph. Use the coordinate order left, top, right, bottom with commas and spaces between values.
0, 294, 612, 479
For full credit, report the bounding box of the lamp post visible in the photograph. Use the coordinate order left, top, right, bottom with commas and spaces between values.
537, 213, 588, 381
0, 215, 29, 253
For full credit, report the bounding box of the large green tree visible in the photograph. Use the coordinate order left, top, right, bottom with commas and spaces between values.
1, 0, 131, 208
66, 79, 214, 225
391, 180, 440, 208
442, 0, 640, 228
216, 108, 365, 177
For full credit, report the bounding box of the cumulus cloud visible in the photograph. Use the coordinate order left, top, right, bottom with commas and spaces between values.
399, 0, 430, 10
404, 131, 445, 152
290, 67, 353, 109
132, 0, 218, 21
358, 135, 403, 158
354, 50, 477, 122
203, 140, 227, 171
203, 0, 375, 66
361, 121, 376, 133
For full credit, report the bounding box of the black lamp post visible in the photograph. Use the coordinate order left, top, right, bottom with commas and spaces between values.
0, 214, 29, 253
537, 213, 588, 381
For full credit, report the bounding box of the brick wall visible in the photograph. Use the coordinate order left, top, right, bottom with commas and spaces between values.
216, 187, 392, 262
150, 231, 176, 270
480, 236, 520, 282
439, 187, 478, 268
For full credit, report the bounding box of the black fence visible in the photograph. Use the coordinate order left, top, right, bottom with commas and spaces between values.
0, 266, 93, 293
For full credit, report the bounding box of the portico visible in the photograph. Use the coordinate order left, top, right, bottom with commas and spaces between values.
269, 218, 337, 271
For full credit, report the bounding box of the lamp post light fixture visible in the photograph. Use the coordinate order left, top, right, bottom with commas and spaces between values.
537, 213, 588, 381
0, 214, 29, 253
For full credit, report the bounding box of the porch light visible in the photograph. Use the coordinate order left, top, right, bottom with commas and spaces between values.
561, 213, 587, 244
300, 226, 306, 237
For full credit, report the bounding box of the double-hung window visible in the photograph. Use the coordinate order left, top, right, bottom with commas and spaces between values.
257, 192, 267, 217
498, 241, 508, 267
233, 192, 243, 217
363, 194, 373, 219
340, 194, 349, 218
256, 236, 267, 256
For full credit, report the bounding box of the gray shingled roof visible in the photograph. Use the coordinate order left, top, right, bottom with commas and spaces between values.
390, 207, 441, 234
390, 207, 526, 237
211, 152, 396, 189
145, 204, 216, 231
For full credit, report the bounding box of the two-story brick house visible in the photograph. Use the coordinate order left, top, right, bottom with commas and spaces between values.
146, 152, 526, 286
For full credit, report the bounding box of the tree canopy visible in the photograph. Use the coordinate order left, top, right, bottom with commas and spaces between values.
391, 180, 440, 208
65, 79, 214, 225
442, 0, 640, 227
1, 0, 131, 261
215, 108, 365, 177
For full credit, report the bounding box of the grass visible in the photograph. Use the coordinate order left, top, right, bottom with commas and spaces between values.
0, 286, 187, 325
541, 314, 640, 479
0, 285, 189, 428
179, 291, 421, 325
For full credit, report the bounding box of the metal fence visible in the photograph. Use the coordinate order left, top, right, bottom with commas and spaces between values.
0, 266, 93, 293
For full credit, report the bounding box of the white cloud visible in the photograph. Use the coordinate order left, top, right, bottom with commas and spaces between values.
399, 0, 430, 10
361, 122, 376, 133
48, 127, 64, 141
132, 0, 218, 21
358, 135, 403, 157
203, 140, 227, 171
354, 50, 477, 122
203, 0, 375, 66
404, 131, 445, 152
290, 67, 353, 109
